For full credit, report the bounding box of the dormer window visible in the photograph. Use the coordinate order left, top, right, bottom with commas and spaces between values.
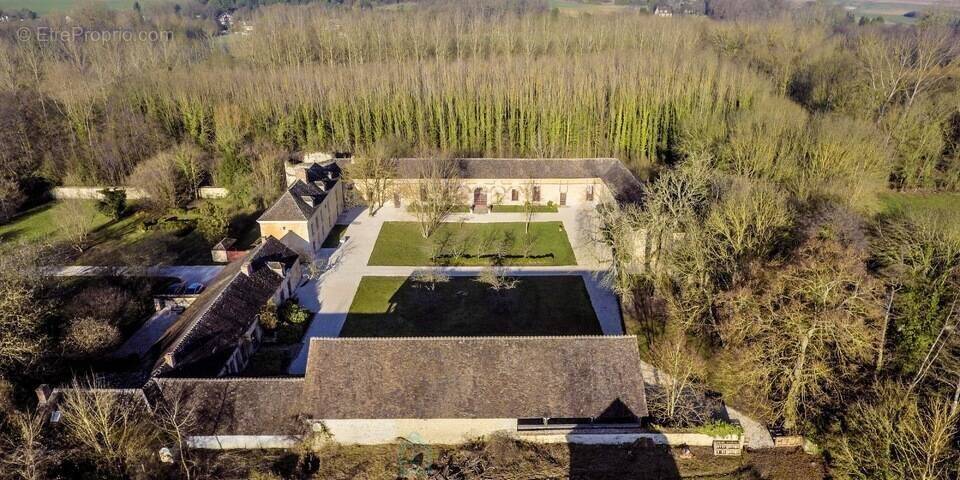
300, 195, 316, 207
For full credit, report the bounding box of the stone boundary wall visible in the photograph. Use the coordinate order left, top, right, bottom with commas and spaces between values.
51, 186, 148, 200
51, 186, 230, 200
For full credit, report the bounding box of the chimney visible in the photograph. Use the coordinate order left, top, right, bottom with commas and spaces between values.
326, 170, 336, 180
314, 182, 328, 192
163, 352, 176, 368
241, 261, 254, 276
35, 384, 53, 405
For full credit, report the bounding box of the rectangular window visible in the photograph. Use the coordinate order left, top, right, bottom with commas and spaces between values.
532, 186, 541, 202
511, 189, 519, 202
586, 185, 594, 201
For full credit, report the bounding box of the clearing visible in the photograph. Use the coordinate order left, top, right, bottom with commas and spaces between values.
342, 275, 601, 337
368, 221, 577, 266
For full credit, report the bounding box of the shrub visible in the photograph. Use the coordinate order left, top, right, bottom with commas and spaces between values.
279, 300, 311, 325
195, 201, 231, 242
259, 301, 279, 330
97, 189, 127, 220
64, 317, 121, 358
696, 420, 744, 438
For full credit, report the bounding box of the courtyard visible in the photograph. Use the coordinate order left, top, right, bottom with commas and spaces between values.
368, 221, 577, 266
342, 275, 602, 337
287, 204, 623, 374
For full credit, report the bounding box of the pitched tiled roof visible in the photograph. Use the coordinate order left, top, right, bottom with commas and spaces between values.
150, 237, 299, 377
257, 181, 324, 222
153, 378, 307, 436
300, 336, 647, 420
345, 157, 644, 204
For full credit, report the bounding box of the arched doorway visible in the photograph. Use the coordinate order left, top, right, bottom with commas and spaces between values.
473, 187, 487, 208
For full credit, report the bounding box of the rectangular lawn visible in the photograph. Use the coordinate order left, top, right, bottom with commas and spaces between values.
368, 221, 577, 266
342, 275, 602, 337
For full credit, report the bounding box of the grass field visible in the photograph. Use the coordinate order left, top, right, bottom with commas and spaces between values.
878, 191, 960, 220
342, 275, 601, 337
490, 204, 559, 213
0, 0, 167, 15
0, 200, 258, 265
0, 201, 111, 245
368, 221, 577, 266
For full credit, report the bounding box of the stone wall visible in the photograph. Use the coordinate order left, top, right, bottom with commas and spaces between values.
51, 186, 229, 200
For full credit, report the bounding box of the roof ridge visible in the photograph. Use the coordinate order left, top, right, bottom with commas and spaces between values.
309, 335, 636, 342
157, 376, 305, 383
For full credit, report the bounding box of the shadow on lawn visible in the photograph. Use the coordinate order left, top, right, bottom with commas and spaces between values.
340, 275, 602, 337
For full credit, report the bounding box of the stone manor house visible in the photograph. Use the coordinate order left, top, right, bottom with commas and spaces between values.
38, 154, 654, 449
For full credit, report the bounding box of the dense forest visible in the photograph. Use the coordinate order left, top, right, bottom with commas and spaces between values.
0, 0, 959, 478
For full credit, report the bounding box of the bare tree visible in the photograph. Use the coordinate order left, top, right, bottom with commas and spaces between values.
59, 378, 159, 476
56, 201, 99, 253
346, 142, 397, 216
405, 158, 462, 238
2, 410, 56, 480
593, 202, 644, 302
831, 382, 958, 480
412, 270, 450, 292
154, 389, 199, 480
647, 326, 711, 426
477, 266, 518, 292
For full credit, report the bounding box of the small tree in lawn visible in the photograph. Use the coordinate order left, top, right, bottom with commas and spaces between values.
405, 158, 462, 238
412, 270, 450, 292
345, 141, 398, 216
57, 201, 99, 253
478, 266, 519, 292
521, 178, 539, 234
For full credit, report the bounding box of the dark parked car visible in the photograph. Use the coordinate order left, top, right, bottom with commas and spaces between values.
164, 283, 185, 295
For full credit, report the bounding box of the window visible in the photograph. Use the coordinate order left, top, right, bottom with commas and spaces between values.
511, 189, 519, 201
532, 186, 541, 202
586, 185, 594, 201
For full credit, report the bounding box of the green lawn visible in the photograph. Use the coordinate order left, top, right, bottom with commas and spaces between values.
0, 201, 111, 246
0, 0, 166, 15
878, 192, 960, 221
321, 224, 349, 248
342, 275, 601, 337
0, 200, 240, 265
490, 204, 559, 213
368, 221, 577, 266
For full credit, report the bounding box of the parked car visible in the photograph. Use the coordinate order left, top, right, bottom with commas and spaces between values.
184, 282, 205, 295
164, 282, 185, 295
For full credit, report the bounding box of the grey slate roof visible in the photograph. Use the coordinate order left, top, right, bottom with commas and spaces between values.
153, 378, 307, 436
257, 181, 325, 222
150, 237, 299, 378
300, 336, 647, 420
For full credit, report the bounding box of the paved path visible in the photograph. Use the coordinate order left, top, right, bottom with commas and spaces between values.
287, 205, 620, 374
44, 265, 224, 285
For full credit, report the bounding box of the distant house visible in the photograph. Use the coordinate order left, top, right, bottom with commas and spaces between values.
654, 6, 673, 17
256, 158, 346, 258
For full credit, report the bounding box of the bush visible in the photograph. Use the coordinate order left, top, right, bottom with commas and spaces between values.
259, 301, 279, 330
97, 189, 127, 220
195, 201, 231, 242
279, 300, 311, 325
64, 317, 121, 358
695, 420, 744, 438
